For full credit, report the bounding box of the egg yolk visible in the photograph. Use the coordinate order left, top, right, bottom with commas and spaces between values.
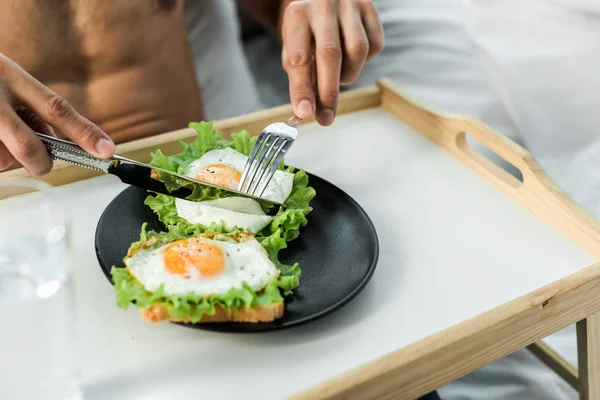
196, 164, 242, 189
163, 238, 225, 276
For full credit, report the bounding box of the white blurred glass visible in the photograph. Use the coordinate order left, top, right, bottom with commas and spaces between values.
0, 178, 81, 400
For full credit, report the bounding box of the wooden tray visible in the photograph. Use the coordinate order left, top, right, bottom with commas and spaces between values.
2, 79, 600, 399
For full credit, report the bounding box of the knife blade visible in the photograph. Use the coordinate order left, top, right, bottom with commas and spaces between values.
36, 132, 284, 208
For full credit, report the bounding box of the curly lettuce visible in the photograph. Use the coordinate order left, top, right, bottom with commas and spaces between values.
144, 121, 316, 242
111, 221, 301, 323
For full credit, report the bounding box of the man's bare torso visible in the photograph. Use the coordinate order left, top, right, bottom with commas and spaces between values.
0, 0, 203, 143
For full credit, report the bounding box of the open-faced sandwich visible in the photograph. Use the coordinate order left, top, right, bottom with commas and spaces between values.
110, 121, 316, 324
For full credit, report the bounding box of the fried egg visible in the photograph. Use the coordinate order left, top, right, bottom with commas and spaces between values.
174, 148, 295, 233
125, 233, 278, 297
186, 147, 294, 203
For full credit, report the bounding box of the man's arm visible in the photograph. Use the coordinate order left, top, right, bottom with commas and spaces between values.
0, 53, 114, 175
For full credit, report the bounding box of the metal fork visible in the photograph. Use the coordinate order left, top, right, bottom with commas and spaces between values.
237, 115, 301, 197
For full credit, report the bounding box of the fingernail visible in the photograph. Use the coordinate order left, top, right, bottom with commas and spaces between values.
95, 138, 115, 157
297, 99, 313, 117
320, 108, 335, 125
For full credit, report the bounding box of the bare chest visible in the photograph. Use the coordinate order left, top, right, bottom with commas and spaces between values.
0, 0, 181, 81
0, 0, 203, 142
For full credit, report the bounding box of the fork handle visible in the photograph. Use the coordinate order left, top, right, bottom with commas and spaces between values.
287, 115, 303, 127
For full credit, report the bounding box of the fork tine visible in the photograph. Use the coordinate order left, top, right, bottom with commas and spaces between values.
249, 137, 286, 196
255, 139, 293, 198
246, 133, 277, 195
247, 135, 283, 195
238, 131, 269, 192
239, 115, 300, 196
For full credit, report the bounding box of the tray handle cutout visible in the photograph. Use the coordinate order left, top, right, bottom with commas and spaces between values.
458, 132, 526, 184
377, 78, 536, 195
452, 119, 529, 192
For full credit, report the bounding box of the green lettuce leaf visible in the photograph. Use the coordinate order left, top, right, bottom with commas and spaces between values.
145, 121, 316, 241
111, 222, 301, 322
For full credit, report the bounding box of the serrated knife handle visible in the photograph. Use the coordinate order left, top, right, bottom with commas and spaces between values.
37, 133, 116, 173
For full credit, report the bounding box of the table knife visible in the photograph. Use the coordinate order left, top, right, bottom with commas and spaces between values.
36, 133, 283, 208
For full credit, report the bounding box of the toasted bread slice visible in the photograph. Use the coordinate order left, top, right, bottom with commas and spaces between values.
140, 301, 284, 323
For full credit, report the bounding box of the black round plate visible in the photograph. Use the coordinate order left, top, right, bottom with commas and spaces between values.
95, 173, 379, 332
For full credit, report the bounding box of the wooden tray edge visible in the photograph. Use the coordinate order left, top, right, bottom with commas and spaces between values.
0, 85, 381, 187
290, 261, 600, 400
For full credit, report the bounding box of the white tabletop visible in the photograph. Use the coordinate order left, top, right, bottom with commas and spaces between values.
32, 108, 596, 399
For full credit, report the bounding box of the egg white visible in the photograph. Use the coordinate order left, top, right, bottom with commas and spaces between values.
175, 148, 295, 233
175, 197, 273, 234
125, 235, 278, 297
